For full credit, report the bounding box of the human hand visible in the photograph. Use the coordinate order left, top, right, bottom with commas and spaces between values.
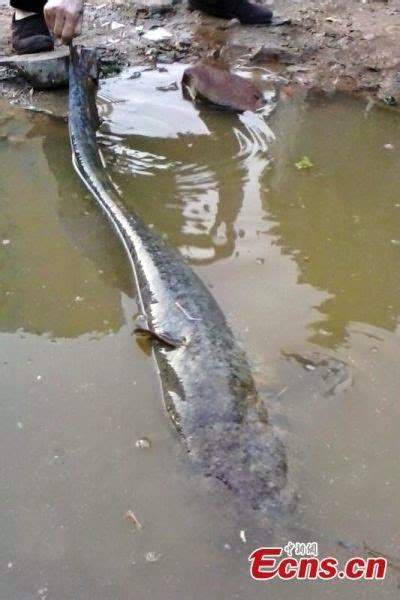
44, 0, 84, 45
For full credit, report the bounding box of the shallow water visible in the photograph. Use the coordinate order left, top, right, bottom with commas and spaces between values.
1, 67, 399, 598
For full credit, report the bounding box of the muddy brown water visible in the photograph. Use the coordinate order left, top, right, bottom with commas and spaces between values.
1, 65, 400, 598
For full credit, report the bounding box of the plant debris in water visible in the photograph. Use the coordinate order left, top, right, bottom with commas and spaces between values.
124, 510, 142, 530
295, 156, 314, 170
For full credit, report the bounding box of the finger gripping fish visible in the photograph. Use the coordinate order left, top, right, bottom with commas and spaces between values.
68, 45, 288, 512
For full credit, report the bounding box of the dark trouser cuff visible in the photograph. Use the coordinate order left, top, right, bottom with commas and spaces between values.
10, 0, 46, 13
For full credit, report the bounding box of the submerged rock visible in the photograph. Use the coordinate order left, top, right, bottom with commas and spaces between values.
284, 352, 352, 398
182, 63, 265, 112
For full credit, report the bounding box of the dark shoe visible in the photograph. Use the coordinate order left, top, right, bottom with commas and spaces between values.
188, 0, 273, 24
11, 14, 54, 55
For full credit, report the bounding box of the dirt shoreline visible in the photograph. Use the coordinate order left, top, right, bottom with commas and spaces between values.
0, 0, 400, 114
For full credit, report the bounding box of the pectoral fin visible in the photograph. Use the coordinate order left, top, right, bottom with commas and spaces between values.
133, 315, 185, 349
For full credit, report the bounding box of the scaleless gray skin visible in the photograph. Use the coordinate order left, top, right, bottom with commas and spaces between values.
68, 45, 288, 511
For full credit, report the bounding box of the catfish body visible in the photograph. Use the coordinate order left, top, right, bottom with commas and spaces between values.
68, 46, 287, 512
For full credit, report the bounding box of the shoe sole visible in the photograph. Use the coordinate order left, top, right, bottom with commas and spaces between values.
12, 35, 54, 56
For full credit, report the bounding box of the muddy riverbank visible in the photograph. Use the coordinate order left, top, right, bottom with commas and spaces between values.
0, 0, 400, 114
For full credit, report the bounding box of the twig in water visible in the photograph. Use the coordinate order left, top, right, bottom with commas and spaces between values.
124, 510, 142, 530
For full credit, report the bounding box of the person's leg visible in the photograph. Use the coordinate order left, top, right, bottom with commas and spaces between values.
188, 0, 273, 25
11, 0, 46, 12
10, 0, 54, 55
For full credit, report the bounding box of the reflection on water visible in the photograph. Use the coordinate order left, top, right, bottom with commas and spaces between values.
0, 109, 132, 338
1, 73, 400, 599
99, 70, 400, 347
98, 64, 275, 265
266, 92, 400, 347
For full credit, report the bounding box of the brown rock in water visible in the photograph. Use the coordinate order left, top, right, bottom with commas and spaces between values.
182, 63, 265, 112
